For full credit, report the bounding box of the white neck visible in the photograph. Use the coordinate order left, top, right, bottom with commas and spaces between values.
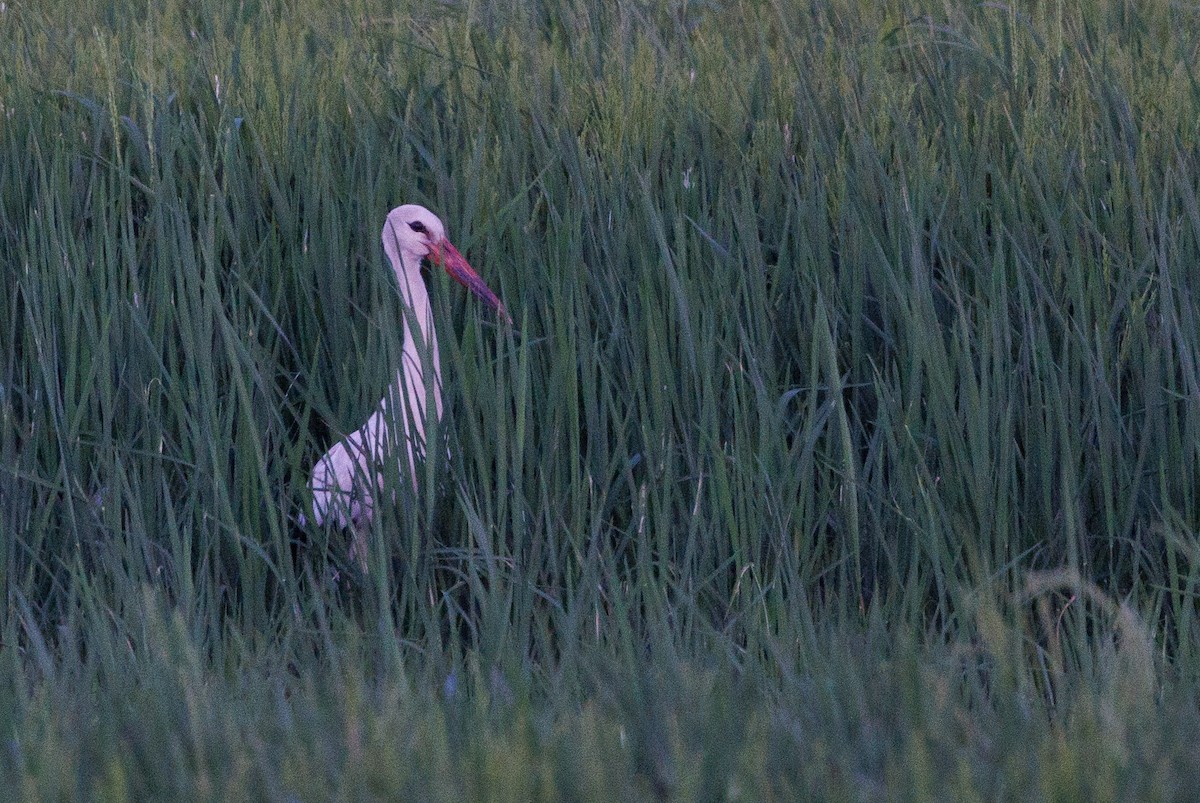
391, 250, 443, 441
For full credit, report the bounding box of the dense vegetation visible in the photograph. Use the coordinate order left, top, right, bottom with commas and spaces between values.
2, 0, 1199, 797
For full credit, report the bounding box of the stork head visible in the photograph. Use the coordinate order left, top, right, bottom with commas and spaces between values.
382, 204, 509, 322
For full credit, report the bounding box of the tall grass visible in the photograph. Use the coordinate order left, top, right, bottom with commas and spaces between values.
1, 0, 1199, 796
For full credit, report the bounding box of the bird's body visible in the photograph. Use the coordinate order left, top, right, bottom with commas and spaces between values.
308, 204, 506, 565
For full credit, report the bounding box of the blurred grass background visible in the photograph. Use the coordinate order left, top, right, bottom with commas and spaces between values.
1, 0, 1199, 797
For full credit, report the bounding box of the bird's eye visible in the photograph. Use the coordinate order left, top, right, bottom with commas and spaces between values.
408, 221, 428, 234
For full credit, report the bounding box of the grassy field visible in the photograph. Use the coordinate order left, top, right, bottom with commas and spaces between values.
2, 0, 1199, 798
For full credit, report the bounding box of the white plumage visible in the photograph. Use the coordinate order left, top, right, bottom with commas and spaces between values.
308, 204, 506, 566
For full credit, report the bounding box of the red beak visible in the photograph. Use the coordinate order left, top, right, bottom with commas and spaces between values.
428, 238, 511, 324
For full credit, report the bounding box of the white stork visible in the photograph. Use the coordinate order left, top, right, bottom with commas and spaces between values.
308, 204, 507, 566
